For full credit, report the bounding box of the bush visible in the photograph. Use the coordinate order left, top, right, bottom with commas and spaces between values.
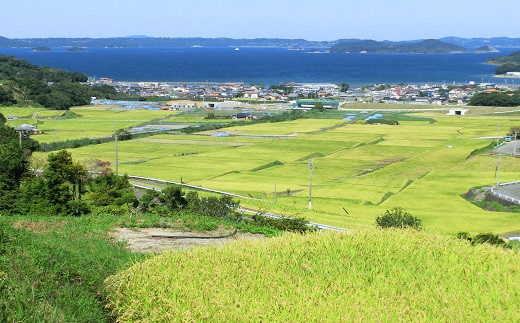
456, 231, 510, 248
90, 205, 127, 216
67, 200, 90, 217
88, 173, 135, 207
376, 207, 422, 230
139, 189, 161, 213
159, 185, 188, 211
251, 214, 315, 233
187, 192, 238, 218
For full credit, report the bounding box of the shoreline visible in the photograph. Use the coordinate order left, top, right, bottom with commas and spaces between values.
493, 75, 520, 79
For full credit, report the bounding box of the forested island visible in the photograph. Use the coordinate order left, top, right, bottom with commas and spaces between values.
487, 50, 520, 75
329, 39, 478, 54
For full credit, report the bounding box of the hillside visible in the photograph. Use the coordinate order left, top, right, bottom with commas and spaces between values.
105, 230, 520, 322
474, 45, 499, 52
487, 50, 520, 75
488, 50, 520, 65
0, 55, 117, 109
329, 39, 469, 54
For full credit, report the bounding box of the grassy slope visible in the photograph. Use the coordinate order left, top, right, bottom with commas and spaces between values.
0, 215, 143, 322
105, 229, 520, 322
0, 214, 281, 322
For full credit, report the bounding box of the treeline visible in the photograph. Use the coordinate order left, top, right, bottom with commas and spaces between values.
468, 91, 520, 107
0, 55, 120, 109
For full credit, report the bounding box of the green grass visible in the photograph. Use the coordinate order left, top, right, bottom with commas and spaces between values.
105, 229, 520, 322
0, 215, 144, 322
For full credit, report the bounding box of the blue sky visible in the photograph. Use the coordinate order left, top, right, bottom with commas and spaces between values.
3, 0, 520, 40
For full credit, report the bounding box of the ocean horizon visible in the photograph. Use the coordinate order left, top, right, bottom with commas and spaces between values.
0, 47, 518, 87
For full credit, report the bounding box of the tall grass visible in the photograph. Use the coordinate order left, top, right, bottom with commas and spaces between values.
105, 229, 520, 322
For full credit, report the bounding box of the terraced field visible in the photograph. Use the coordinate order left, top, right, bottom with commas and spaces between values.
8, 104, 518, 234
105, 230, 520, 322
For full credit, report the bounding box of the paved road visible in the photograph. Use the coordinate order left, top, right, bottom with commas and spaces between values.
493, 141, 520, 155
494, 184, 520, 202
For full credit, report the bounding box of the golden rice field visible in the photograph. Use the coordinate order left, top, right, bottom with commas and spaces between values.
8, 104, 518, 234
105, 229, 520, 322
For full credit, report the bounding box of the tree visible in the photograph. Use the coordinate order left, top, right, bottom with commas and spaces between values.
0, 87, 16, 105
313, 102, 324, 111
159, 185, 187, 211
338, 82, 350, 92
88, 173, 135, 207
376, 207, 422, 230
42, 150, 87, 212
0, 120, 34, 214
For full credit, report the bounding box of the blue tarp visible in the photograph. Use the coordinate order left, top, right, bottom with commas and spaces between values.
365, 114, 383, 121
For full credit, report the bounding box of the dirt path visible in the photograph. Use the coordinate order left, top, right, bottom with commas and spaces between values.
110, 227, 265, 253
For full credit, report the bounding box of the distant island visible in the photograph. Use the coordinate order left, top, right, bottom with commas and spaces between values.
328, 39, 497, 54
1, 35, 520, 50
67, 46, 85, 52
487, 50, 520, 75
32, 46, 52, 52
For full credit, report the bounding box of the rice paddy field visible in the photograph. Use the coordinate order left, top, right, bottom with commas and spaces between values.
105, 229, 520, 322
7, 104, 520, 235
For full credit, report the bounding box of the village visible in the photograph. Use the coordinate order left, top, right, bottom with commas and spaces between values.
90, 77, 520, 107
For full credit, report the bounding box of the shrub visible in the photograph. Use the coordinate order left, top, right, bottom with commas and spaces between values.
376, 207, 422, 230
187, 192, 238, 218
251, 214, 315, 233
88, 173, 135, 207
139, 189, 161, 213
90, 205, 127, 216
67, 200, 90, 217
159, 185, 188, 211
455, 232, 510, 249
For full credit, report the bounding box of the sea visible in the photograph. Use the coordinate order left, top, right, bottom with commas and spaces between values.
0, 47, 518, 87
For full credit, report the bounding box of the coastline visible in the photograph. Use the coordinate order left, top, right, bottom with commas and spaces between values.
492, 75, 520, 79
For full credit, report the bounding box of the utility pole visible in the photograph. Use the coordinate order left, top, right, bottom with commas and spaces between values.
496, 154, 502, 187
514, 132, 518, 157
496, 124, 501, 146
308, 158, 314, 210
18, 131, 22, 148
115, 132, 119, 175
273, 183, 277, 203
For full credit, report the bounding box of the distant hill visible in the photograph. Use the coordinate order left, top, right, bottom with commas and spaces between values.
441, 36, 520, 49
0, 35, 519, 50
0, 36, 24, 47
329, 39, 469, 54
0, 37, 334, 49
